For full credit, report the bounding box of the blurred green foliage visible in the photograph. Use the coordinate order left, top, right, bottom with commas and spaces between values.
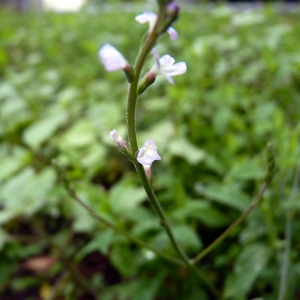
0, 5, 300, 300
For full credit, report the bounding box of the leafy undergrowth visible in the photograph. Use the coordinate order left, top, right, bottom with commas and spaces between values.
1, 5, 300, 300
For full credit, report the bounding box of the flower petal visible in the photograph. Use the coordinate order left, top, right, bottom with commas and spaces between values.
137, 139, 161, 166
160, 55, 175, 67
164, 75, 174, 85
135, 12, 157, 32
144, 139, 158, 149
149, 52, 187, 85
99, 43, 128, 72
135, 12, 154, 23
152, 48, 160, 69
162, 62, 187, 76
135, 12, 178, 41
167, 27, 178, 41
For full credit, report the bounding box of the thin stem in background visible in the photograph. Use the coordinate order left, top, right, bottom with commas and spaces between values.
52, 160, 182, 266
190, 181, 269, 264
278, 165, 300, 300
53, 160, 222, 298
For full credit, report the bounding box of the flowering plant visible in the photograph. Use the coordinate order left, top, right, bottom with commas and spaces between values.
57, 1, 275, 297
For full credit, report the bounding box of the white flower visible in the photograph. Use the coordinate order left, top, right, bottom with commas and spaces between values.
150, 49, 187, 85
135, 12, 178, 41
99, 43, 128, 72
137, 139, 161, 166
110, 129, 127, 148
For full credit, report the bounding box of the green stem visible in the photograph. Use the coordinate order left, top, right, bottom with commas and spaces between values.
125, 9, 221, 299
190, 181, 269, 264
56, 160, 221, 297
126, 9, 189, 266
71, 186, 182, 266
52, 160, 182, 266
126, 6, 166, 154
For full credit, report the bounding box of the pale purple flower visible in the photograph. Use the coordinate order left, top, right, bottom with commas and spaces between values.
110, 129, 127, 148
135, 12, 178, 41
99, 43, 128, 72
137, 139, 161, 166
150, 49, 187, 85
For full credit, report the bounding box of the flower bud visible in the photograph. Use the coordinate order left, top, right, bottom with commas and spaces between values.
99, 44, 128, 72
161, 2, 180, 37
124, 65, 135, 83
166, 2, 179, 22
110, 129, 127, 148
99, 44, 134, 82
137, 72, 156, 95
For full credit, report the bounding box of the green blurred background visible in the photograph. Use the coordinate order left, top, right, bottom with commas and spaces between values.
0, 1, 300, 299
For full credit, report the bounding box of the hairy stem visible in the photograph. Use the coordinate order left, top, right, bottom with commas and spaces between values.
125, 7, 221, 298
126, 6, 189, 264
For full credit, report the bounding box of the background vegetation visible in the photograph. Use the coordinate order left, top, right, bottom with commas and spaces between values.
0, 4, 300, 299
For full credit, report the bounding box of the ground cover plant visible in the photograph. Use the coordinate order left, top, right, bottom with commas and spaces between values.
0, 2, 300, 299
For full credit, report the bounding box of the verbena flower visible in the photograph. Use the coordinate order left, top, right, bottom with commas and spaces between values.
135, 12, 178, 41
110, 129, 127, 148
137, 139, 161, 165
99, 43, 128, 72
150, 49, 187, 85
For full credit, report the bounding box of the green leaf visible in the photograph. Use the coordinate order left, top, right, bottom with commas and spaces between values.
131, 273, 165, 300
110, 244, 141, 277
224, 243, 271, 299
139, 121, 174, 148
0, 146, 31, 181
212, 107, 232, 135
109, 177, 147, 215
70, 201, 97, 233
75, 229, 115, 261
171, 200, 226, 228
58, 119, 96, 148
228, 160, 265, 180
0, 167, 56, 223
153, 224, 202, 252
23, 110, 67, 149
88, 102, 122, 138
195, 182, 250, 211
169, 137, 206, 165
